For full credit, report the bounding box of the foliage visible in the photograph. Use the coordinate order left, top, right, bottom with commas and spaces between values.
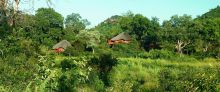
200, 6, 220, 18
142, 17, 161, 51
65, 13, 90, 33
75, 30, 101, 53
111, 38, 142, 57
108, 58, 220, 92
160, 15, 195, 54
159, 67, 219, 92
35, 8, 64, 29
0, 55, 38, 91
58, 57, 93, 92
138, 49, 176, 59
1, 3, 220, 92
108, 58, 160, 92
89, 54, 118, 86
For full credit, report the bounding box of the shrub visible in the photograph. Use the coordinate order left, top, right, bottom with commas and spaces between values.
158, 68, 179, 91
89, 54, 118, 86
108, 58, 160, 92
0, 53, 39, 91
87, 71, 105, 91
110, 39, 142, 57
0, 86, 9, 92
203, 57, 217, 62
60, 59, 74, 71
57, 57, 93, 91
138, 49, 176, 59
158, 67, 219, 92
173, 55, 198, 62
62, 46, 83, 56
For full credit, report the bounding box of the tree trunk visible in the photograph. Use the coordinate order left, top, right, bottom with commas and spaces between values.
203, 42, 210, 52
175, 40, 190, 55
0, 0, 20, 28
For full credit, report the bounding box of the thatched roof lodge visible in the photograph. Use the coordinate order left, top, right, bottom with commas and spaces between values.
53, 40, 71, 53
108, 32, 131, 45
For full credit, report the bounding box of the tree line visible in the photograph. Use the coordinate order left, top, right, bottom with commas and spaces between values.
0, 2, 220, 91
0, 5, 220, 58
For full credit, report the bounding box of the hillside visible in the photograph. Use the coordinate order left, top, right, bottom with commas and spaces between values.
0, 2, 220, 92
200, 6, 220, 18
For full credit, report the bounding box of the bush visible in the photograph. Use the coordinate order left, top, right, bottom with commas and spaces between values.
203, 57, 217, 62
159, 67, 219, 92
57, 57, 92, 91
138, 49, 176, 59
158, 68, 180, 91
138, 49, 199, 62
63, 46, 83, 56
0, 53, 39, 91
60, 59, 74, 71
110, 39, 142, 57
108, 58, 160, 92
173, 55, 198, 62
87, 71, 105, 91
89, 54, 118, 86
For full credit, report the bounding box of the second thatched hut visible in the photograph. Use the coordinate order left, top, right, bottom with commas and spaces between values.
108, 32, 131, 45
52, 40, 71, 53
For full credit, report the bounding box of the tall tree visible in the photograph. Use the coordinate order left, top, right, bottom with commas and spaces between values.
130, 14, 150, 40
0, 0, 20, 28
120, 11, 134, 31
65, 13, 90, 34
120, 12, 151, 43
142, 17, 161, 51
196, 6, 220, 57
198, 18, 220, 57
161, 15, 194, 54
75, 30, 100, 54
34, 8, 64, 46
35, 8, 64, 30
0, 0, 52, 29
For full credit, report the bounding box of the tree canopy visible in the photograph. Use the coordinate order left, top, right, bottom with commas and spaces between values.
1, 4, 220, 92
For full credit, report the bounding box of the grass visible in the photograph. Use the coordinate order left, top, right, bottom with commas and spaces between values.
118, 57, 220, 67
52, 55, 220, 91
108, 57, 220, 91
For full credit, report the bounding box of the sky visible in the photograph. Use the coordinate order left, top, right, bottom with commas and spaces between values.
19, 0, 220, 28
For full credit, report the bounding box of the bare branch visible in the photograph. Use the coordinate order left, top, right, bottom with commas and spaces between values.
175, 40, 191, 54
182, 40, 191, 48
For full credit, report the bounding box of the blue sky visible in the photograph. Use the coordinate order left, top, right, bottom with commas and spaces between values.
20, 0, 220, 28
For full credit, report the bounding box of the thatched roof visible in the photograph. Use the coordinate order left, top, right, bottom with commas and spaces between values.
111, 32, 131, 41
52, 40, 71, 49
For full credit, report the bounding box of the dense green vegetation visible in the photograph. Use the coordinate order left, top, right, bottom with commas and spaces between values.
0, 1, 220, 91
